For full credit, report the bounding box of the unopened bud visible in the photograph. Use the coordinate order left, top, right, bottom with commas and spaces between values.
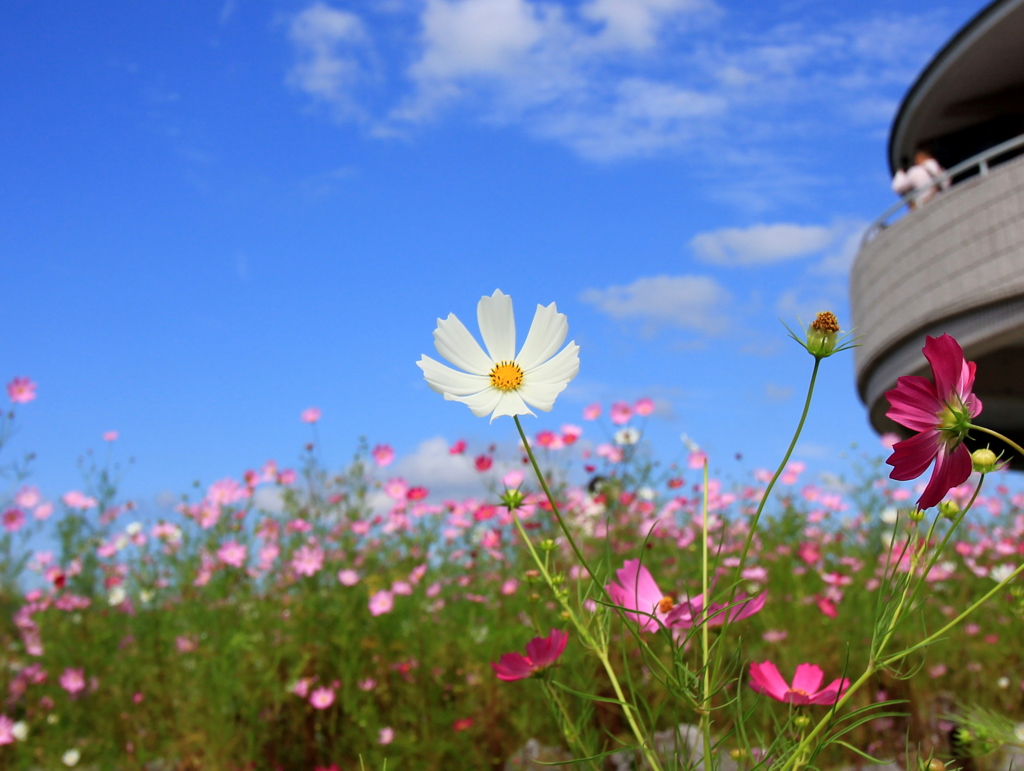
907, 507, 926, 522
730, 749, 748, 760
972, 447, 999, 473
924, 759, 946, 771
500, 488, 526, 511
806, 312, 841, 358
793, 715, 811, 728
539, 539, 557, 552
550, 573, 564, 586
938, 500, 960, 521
524, 570, 540, 582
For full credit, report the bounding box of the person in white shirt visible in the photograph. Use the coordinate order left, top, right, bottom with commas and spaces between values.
892, 149, 950, 209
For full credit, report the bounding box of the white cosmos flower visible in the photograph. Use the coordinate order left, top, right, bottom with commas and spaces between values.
417, 290, 580, 422
62, 748, 81, 767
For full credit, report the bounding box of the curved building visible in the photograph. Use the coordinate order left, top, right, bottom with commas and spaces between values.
851, 0, 1024, 454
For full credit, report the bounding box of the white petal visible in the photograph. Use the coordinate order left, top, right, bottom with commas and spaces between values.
517, 380, 568, 413
525, 342, 580, 386
477, 289, 516, 363
445, 388, 503, 418
417, 356, 490, 396
489, 389, 535, 422
516, 302, 568, 371
433, 313, 493, 375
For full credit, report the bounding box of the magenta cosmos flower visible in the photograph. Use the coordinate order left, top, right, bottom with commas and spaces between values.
885, 335, 982, 509
606, 559, 765, 633
749, 661, 849, 706
491, 629, 568, 681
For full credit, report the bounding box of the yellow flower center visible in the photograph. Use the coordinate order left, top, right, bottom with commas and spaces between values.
657, 596, 675, 614
489, 361, 524, 391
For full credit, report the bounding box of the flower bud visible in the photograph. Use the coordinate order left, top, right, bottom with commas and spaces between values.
539, 539, 557, 552
806, 312, 841, 358
924, 759, 945, 771
938, 500, 960, 521
500, 488, 526, 511
971, 448, 999, 473
793, 715, 811, 728
907, 507, 926, 522
730, 749, 748, 760
524, 569, 540, 582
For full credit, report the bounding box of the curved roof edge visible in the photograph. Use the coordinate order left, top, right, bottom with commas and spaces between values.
888, 0, 1021, 173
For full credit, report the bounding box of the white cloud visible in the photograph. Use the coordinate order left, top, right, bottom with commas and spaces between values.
287, 3, 371, 119
580, 274, 730, 332
253, 486, 285, 513
691, 223, 836, 266
390, 436, 490, 500
581, 0, 717, 51
812, 223, 868, 275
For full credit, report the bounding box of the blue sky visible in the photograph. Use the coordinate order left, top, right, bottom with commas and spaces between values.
0, 0, 989, 508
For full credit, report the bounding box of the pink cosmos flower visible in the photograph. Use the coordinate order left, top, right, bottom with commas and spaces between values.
369, 589, 394, 616
175, 635, 197, 653
0, 715, 13, 745
606, 559, 674, 633
748, 661, 849, 705
886, 335, 982, 510
610, 401, 632, 425
474, 455, 493, 472
338, 569, 360, 586
378, 726, 394, 745
2, 508, 25, 533
582, 403, 601, 420
103, 431, 119, 442
491, 629, 569, 681
6, 377, 36, 404
291, 677, 314, 698
665, 589, 767, 629
301, 407, 321, 424
634, 397, 655, 416
449, 439, 467, 454
217, 541, 247, 568
62, 491, 98, 509
358, 678, 377, 691
59, 667, 86, 696
371, 444, 394, 466
291, 545, 324, 577
309, 686, 335, 709
14, 486, 40, 508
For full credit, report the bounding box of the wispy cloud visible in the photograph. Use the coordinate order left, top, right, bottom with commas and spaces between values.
691, 220, 868, 270
580, 274, 730, 333
287, 2, 374, 120
283, 0, 954, 183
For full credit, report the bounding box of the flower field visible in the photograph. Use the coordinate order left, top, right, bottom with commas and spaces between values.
1, 303, 1023, 771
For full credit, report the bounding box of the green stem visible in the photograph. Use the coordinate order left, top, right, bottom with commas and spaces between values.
700, 459, 713, 771
720, 358, 820, 640
880, 561, 1024, 666
509, 509, 664, 771
544, 681, 601, 771
968, 424, 1024, 458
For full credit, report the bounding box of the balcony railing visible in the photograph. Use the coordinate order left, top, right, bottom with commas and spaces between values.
862, 131, 1024, 245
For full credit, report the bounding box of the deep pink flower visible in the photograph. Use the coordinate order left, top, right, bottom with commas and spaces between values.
606, 559, 674, 633
491, 629, 568, 681
2, 508, 25, 533
6, 377, 36, 404
474, 455, 493, 472
748, 661, 849, 705
886, 334, 982, 509
301, 407, 321, 424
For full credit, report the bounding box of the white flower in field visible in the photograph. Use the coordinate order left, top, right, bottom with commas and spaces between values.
11, 721, 27, 741
880, 507, 899, 525
62, 748, 80, 767
125, 521, 143, 537
615, 427, 640, 445
139, 589, 154, 604
46, 714, 58, 725
417, 290, 579, 422
107, 586, 127, 606
998, 676, 1011, 689
989, 564, 1016, 583
1015, 722, 1024, 743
